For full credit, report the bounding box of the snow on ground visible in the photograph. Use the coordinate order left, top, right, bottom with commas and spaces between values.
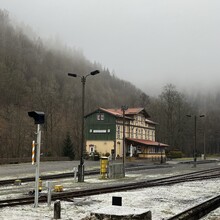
0, 178, 220, 220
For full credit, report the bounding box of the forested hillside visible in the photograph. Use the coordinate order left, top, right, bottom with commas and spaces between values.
0, 9, 220, 160
0, 10, 147, 159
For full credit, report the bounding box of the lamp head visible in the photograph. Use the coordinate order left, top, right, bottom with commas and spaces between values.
68, 73, 77, 77
90, 70, 100, 76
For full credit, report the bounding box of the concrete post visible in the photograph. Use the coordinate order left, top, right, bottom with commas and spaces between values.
73, 167, 77, 182
54, 200, 61, 219
46, 181, 52, 206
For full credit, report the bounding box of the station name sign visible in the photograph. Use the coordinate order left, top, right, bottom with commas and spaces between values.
90, 129, 111, 133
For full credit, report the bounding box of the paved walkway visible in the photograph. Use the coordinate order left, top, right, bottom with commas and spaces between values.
0, 157, 219, 180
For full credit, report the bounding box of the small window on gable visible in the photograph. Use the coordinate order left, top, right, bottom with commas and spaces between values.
100, 113, 104, 120
97, 114, 100, 120
97, 113, 104, 121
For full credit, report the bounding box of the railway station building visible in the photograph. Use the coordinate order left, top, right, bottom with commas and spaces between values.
85, 107, 168, 160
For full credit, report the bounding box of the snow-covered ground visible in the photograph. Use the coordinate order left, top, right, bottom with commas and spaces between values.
0, 177, 220, 219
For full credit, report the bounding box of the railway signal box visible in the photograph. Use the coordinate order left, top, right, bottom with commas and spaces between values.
28, 111, 45, 124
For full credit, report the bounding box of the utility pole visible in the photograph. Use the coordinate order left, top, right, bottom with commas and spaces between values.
121, 105, 128, 177
186, 114, 205, 168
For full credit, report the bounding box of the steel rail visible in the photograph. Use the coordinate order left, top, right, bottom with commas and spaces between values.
0, 170, 98, 186
167, 195, 220, 220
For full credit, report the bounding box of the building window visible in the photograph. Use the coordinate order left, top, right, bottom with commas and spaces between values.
149, 147, 155, 153
117, 126, 120, 139
136, 128, 138, 138
131, 127, 134, 138
152, 131, 155, 141
134, 116, 137, 125
141, 129, 143, 139
89, 145, 95, 153
137, 146, 142, 153
149, 130, 152, 140
155, 147, 159, 153
97, 113, 104, 121
101, 114, 104, 120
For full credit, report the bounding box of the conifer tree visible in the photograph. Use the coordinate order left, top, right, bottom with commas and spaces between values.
62, 132, 75, 160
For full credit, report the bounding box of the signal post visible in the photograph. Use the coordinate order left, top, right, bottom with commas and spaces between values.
28, 111, 45, 207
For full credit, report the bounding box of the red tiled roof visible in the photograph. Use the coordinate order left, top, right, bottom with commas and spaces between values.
126, 138, 169, 147
85, 107, 156, 124
99, 107, 150, 118
85, 107, 132, 119
99, 107, 122, 117
145, 118, 158, 125
124, 108, 145, 115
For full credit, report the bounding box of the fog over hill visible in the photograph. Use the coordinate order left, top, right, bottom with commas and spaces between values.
0, 10, 149, 159
1, 0, 220, 96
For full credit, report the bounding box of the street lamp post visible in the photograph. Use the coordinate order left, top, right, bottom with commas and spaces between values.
121, 105, 128, 177
68, 70, 100, 182
186, 114, 205, 168
159, 143, 163, 164
203, 130, 206, 160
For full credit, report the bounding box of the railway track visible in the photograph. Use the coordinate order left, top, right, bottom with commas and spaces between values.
0, 170, 98, 186
0, 164, 219, 186
167, 195, 220, 220
148, 166, 220, 185
0, 167, 220, 208
0, 164, 170, 186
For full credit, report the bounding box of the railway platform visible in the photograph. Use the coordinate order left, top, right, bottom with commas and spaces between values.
0, 157, 219, 180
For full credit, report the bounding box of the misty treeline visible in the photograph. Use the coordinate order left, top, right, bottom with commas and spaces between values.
0, 10, 219, 160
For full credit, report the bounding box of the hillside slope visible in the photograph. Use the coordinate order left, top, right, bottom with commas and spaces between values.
0, 10, 146, 158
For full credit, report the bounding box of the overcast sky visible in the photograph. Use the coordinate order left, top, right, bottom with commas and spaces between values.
1, 0, 220, 95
